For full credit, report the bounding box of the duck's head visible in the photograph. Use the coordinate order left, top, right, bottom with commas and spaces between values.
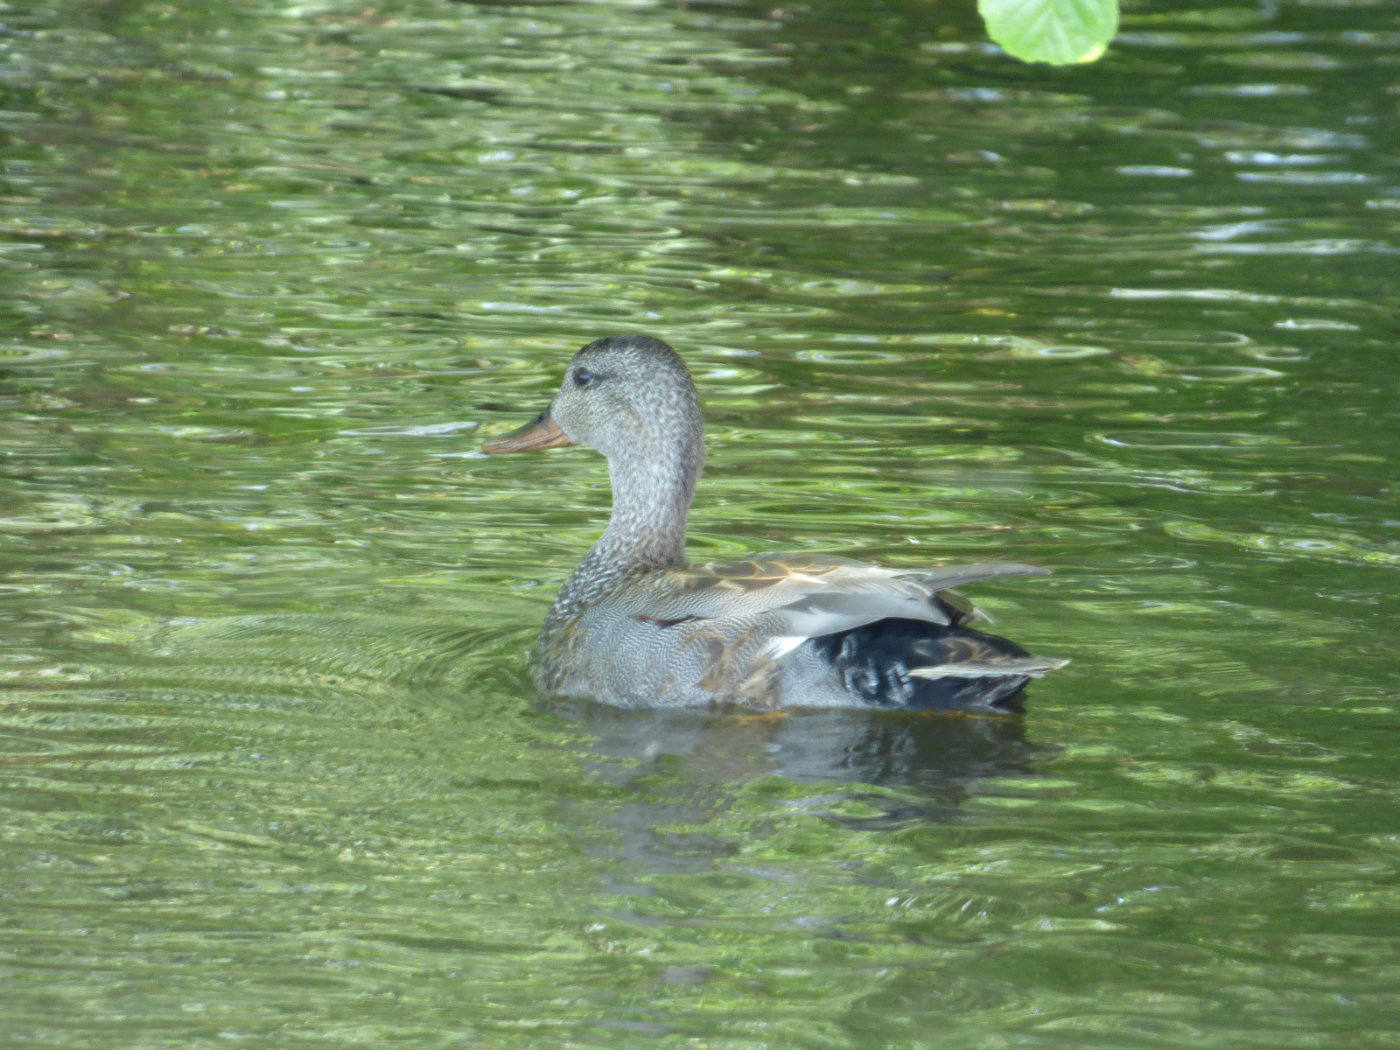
483, 335, 704, 477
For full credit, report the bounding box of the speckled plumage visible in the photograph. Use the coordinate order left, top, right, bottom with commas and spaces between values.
484, 335, 1064, 710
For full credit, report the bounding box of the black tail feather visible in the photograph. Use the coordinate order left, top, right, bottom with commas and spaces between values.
809, 618, 1041, 712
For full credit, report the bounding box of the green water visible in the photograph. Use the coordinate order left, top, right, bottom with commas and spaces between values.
3, 0, 1398, 1046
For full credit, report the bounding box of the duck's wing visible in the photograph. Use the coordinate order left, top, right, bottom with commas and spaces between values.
620, 557, 1049, 644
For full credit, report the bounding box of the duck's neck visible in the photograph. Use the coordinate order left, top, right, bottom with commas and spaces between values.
549, 431, 702, 622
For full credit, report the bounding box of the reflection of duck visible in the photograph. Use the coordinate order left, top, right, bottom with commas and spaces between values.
556, 703, 1040, 876
484, 335, 1064, 711
565, 701, 1037, 796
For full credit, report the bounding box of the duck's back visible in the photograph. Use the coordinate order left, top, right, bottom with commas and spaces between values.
535, 557, 1063, 710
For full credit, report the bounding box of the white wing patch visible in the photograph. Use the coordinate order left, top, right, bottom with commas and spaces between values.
763, 635, 809, 660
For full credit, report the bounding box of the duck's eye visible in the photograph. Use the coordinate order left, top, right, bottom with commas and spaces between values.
572, 367, 595, 388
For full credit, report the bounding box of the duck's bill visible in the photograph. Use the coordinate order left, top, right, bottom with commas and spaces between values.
482, 411, 573, 454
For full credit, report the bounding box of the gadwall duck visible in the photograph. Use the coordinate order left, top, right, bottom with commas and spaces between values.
484, 335, 1064, 711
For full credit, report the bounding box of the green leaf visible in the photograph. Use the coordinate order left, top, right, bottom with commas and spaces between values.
979, 0, 1120, 65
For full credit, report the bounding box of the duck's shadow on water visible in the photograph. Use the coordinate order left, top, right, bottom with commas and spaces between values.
552, 699, 1044, 834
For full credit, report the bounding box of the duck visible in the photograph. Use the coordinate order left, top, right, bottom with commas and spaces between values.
483, 335, 1064, 711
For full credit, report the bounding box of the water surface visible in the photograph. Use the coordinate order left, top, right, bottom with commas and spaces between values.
2, 0, 1398, 1046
